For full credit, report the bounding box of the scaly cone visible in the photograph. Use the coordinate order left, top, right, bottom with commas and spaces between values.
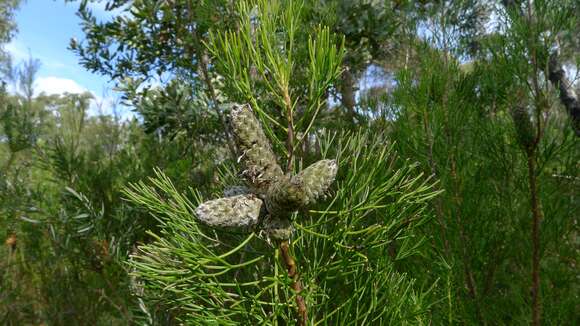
510, 105, 536, 151
195, 104, 338, 240
265, 159, 337, 218
292, 159, 338, 205
195, 194, 263, 231
230, 104, 283, 192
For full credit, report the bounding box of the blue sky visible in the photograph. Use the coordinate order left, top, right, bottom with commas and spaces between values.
6, 1, 122, 114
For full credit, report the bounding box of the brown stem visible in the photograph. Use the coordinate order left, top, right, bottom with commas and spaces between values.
526, 153, 542, 326
524, 3, 543, 324
338, 67, 357, 125
186, 3, 237, 158
279, 240, 307, 325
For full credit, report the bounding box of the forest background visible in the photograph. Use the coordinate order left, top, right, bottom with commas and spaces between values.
0, 0, 578, 325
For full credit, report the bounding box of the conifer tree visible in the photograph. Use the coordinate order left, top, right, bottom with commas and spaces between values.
387, 0, 578, 323
125, 1, 441, 324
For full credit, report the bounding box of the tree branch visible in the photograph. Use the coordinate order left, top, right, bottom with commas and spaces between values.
187, 3, 237, 158
279, 240, 307, 326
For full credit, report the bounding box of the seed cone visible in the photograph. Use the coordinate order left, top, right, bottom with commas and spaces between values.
194, 104, 338, 240
293, 159, 337, 205
230, 104, 283, 191
265, 160, 337, 217
195, 194, 263, 230
510, 105, 535, 150
266, 175, 307, 217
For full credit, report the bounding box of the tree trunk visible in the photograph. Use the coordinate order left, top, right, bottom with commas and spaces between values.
548, 53, 580, 136
526, 153, 542, 326
339, 68, 357, 125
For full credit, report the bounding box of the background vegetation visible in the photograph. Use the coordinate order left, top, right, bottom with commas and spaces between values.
1, 0, 578, 325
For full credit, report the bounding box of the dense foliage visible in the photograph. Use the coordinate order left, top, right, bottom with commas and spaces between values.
1, 0, 578, 325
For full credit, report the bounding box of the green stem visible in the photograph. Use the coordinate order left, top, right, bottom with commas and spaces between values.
284, 88, 295, 172
3, 151, 16, 173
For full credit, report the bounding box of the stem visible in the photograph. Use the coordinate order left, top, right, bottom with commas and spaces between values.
198, 48, 237, 158
187, 3, 236, 158
2, 151, 16, 173
279, 240, 307, 325
339, 67, 357, 125
526, 153, 542, 326
526, 3, 542, 323
422, 108, 450, 257
284, 89, 295, 172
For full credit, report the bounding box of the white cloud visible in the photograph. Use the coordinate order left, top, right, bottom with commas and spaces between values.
32, 76, 136, 119
34, 76, 87, 96
4, 40, 29, 62
5, 40, 70, 72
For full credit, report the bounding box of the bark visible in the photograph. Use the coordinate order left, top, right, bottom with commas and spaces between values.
339, 68, 358, 125
548, 53, 580, 136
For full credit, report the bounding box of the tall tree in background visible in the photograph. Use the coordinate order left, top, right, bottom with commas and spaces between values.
0, 0, 20, 81
387, 0, 578, 324
497, 1, 578, 324
68, 0, 239, 153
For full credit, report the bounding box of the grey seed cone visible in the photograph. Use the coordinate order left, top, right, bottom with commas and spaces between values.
265, 160, 337, 217
230, 104, 283, 191
195, 194, 263, 230
292, 159, 337, 205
